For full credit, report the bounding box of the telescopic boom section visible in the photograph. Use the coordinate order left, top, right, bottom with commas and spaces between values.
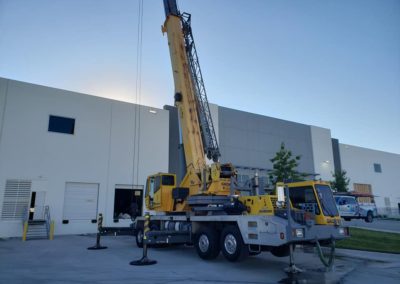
163, 0, 221, 172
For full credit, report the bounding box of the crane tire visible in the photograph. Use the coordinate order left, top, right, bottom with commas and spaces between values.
220, 225, 248, 262
195, 226, 220, 260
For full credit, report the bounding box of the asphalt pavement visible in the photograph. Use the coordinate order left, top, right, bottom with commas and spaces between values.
0, 235, 399, 284
342, 218, 400, 233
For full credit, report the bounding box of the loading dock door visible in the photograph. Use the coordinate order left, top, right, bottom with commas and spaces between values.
63, 183, 99, 221
113, 186, 143, 220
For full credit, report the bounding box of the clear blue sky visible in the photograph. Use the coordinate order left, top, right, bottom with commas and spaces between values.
0, 0, 399, 154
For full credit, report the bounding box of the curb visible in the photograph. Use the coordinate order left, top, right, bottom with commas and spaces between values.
327, 247, 400, 263
349, 226, 400, 234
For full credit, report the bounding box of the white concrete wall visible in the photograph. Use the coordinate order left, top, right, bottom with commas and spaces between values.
205, 103, 219, 165
2, 78, 399, 238
339, 144, 400, 213
310, 126, 335, 181
0, 78, 169, 237
0, 78, 8, 145
209, 103, 219, 145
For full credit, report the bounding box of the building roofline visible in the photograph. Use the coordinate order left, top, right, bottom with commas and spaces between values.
0, 76, 165, 112
339, 142, 400, 156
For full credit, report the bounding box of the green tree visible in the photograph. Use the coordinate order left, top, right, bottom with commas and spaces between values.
268, 142, 305, 184
331, 170, 350, 192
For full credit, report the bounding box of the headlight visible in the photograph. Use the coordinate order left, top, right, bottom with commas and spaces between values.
295, 228, 304, 238
339, 227, 345, 235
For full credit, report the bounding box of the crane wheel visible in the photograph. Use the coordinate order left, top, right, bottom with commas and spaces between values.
271, 244, 292, 257
220, 225, 248, 262
195, 226, 220, 260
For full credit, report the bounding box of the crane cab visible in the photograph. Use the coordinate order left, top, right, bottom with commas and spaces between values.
145, 173, 177, 212
286, 181, 341, 225
240, 181, 341, 225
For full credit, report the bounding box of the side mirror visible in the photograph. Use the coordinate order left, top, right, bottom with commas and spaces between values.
277, 186, 285, 203
277, 182, 285, 203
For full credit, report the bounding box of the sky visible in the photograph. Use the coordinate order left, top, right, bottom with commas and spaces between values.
0, 0, 399, 154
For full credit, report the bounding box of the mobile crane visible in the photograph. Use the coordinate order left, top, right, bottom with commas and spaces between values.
134, 0, 348, 266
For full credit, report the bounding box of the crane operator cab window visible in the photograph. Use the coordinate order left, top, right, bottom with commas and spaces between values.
147, 175, 175, 197
289, 186, 321, 215
146, 174, 176, 209
289, 185, 339, 218
315, 185, 339, 217
162, 175, 175, 186
145, 177, 156, 210
148, 177, 155, 199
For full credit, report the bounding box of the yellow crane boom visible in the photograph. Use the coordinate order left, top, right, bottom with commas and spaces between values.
162, 2, 206, 172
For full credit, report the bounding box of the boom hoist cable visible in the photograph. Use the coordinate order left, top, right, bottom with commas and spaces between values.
180, 12, 220, 162
132, 0, 144, 188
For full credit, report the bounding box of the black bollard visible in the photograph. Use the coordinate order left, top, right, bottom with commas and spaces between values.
87, 213, 108, 250
130, 213, 157, 265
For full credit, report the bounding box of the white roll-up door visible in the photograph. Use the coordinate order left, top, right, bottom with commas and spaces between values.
63, 182, 99, 220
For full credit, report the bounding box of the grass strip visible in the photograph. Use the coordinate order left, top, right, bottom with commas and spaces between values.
336, 227, 400, 254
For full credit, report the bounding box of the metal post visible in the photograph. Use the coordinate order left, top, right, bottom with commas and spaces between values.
22, 221, 28, 242
289, 243, 294, 267
87, 213, 107, 250
230, 176, 235, 196
254, 171, 259, 196
203, 168, 207, 193
49, 221, 55, 240
130, 213, 157, 265
284, 185, 303, 274
285, 185, 292, 228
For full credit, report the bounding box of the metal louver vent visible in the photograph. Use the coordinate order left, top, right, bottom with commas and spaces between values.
1, 180, 31, 220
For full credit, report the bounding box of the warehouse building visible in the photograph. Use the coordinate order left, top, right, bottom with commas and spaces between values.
0, 77, 399, 238
0, 77, 169, 237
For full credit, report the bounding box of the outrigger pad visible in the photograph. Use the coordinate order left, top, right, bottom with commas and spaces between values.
284, 265, 304, 274
87, 245, 108, 250
130, 256, 157, 266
